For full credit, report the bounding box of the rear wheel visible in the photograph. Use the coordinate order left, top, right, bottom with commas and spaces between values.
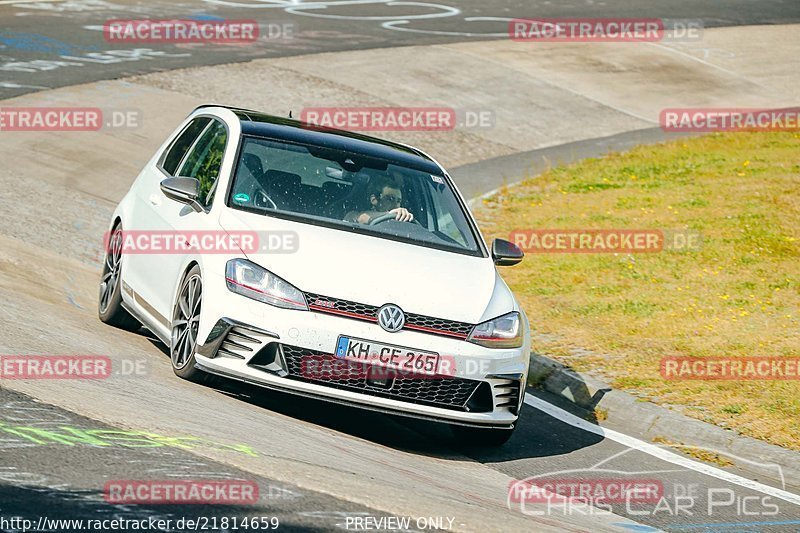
450, 424, 516, 447
98, 223, 141, 331
170, 265, 210, 383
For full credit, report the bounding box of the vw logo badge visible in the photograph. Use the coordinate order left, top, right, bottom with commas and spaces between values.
378, 304, 405, 333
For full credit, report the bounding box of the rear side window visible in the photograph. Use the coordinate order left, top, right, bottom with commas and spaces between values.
161, 117, 211, 175
177, 120, 228, 206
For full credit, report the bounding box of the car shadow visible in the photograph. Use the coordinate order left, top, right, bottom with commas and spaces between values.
133, 327, 605, 463
143, 330, 170, 357
205, 375, 605, 463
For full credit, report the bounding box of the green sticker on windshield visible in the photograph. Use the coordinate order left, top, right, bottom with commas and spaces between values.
233, 193, 250, 203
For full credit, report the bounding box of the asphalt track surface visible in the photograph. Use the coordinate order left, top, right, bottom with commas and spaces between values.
2, 1, 800, 532
1, 0, 800, 99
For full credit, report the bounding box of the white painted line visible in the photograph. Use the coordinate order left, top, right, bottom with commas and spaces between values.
524, 392, 800, 507
645, 42, 771, 92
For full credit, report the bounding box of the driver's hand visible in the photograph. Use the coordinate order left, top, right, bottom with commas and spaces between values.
390, 207, 414, 222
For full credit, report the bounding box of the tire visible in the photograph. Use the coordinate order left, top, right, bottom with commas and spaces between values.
170, 265, 211, 383
98, 223, 141, 332
450, 424, 516, 447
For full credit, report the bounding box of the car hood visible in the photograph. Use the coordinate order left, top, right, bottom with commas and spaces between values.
218, 208, 507, 324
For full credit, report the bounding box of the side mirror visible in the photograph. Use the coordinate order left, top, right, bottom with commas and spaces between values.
492, 238, 524, 266
160, 177, 204, 213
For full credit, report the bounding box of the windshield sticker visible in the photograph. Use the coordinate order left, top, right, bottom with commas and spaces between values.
233, 192, 250, 204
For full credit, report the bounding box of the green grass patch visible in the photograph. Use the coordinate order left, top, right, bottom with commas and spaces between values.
477, 132, 800, 450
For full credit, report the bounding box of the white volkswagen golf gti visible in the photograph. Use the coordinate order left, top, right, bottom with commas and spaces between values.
99, 105, 530, 445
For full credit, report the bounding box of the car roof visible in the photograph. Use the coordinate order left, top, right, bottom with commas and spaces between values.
195, 104, 443, 174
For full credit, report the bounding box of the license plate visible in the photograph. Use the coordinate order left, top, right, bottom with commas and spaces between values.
335, 336, 441, 376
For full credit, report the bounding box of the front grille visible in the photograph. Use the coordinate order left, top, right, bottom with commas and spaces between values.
278, 344, 486, 412
305, 292, 376, 321
304, 292, 474, 340
405, 311, 473, 338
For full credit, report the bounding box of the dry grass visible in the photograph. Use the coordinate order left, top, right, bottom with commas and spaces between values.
652, 437, 735, 467
476, 132, 800, 450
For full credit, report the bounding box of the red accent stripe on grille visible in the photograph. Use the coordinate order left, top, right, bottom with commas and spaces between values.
308, 304, 374, 322
404, 323, 469, 339
309, 305, 469, 339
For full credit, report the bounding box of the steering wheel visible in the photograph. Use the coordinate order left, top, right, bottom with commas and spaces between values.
369, 212, 422, 226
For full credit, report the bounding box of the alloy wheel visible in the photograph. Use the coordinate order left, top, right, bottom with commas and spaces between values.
171, 274, 202, 369
99, 229, 123, 314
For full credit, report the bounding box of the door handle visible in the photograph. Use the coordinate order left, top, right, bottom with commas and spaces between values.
149, 193, 161, 206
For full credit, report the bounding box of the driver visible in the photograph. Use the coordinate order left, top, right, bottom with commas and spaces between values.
345, 175, 414, 224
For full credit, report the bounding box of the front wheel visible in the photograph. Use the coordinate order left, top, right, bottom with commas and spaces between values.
450, 424, 516, 447
170, 265, 210, 383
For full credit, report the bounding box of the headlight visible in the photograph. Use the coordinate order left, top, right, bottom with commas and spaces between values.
225, 259, 308, 311
467, 311, 523, 348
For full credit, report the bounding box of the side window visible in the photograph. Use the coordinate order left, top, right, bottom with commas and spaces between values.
161, 117, 211, 175
177, 120, 228, 207
429, 183, 468, 247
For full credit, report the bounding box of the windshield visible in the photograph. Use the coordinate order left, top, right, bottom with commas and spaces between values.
227, 136, 481, 254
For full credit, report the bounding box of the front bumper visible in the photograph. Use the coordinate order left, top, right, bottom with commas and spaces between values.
194, 285, 529, 428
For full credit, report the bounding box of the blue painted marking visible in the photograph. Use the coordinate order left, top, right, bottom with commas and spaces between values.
611, 524, 659, 532
667, 519, 800, 530
0, 31, 91, 55
186, 14, 227, 22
